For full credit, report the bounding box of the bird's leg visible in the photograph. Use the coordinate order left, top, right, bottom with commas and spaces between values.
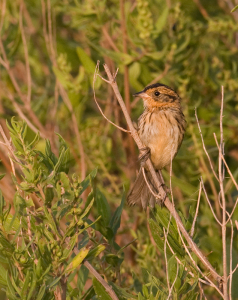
138, 146, 151, 167
158, 170, 171, 195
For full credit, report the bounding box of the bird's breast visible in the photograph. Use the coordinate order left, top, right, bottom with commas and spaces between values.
138, 109, 184, 170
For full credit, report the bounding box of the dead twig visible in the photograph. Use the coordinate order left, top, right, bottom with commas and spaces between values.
190, 180, 202, 237
219, 86, 228, 300
97, 62, 222, 283
195, 108, 219, 182
83, 260, 119, 300
93, 62, 130, 133
201, 178, 222, 226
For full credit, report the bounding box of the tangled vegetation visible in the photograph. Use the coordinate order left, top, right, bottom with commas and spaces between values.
0, 0, 238, 299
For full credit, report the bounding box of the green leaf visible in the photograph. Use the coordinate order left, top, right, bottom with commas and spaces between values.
109, 282, 137, 299
35, 284, 46, 300
6, 272, 19, 300
43, 206, 61, 238
110, 191, 125, 235
105, 254, 123, 268
96, 189, 111, 227
77, 265, 89, 295
163, 172, 197, 196
79, 197, 94, 219
148, 219, 164, 253
77, 47, 95, 74
27, 132, 40, 149
0, 173, 5, 180
0, 263, 7, 284
86, 244, 105, 260
93, 277, 113, 300
60, 235, 78, 262
129, 62, 143, 91
0, 190, 5, 219
79, 168, 97, 196
155, 6, 169, 33
48, 276, 61, 288
231, 5, 238, 12
66, 247, 89, 273
21, 270, 31, 298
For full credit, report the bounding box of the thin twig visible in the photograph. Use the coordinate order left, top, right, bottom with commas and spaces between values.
192, 0, 209, 19
41, 0, 86, 179
228, 213, 234, 300
213, 134, 238, 223
93, 62, 130, 133
19, 0, 32, 103
100, 62, 222, 282
176, 223, 224, 297
142, 167, 160, 199
219, 86, 228, 300
102, 26, 120, 53
83, 260, 119, 300
166, 261, 178, 300
149, 63, 170, 85
230, 263, 238, 279
163, 227, 171, 295
190, 180, 202, 237
201, 178, 222, 226
198, 281, 208, 300
165, 237, 211, 286
195, 108, 219, 182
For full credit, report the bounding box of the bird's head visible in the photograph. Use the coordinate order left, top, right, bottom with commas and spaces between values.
133, 83, 180, 109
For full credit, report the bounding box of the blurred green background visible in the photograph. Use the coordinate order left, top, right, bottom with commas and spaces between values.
1, 0, 238, 299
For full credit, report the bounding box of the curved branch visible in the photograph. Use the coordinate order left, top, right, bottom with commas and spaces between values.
98, 62, 222, 284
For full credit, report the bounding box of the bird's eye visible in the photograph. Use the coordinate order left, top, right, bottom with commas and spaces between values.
154, 91, 160, 96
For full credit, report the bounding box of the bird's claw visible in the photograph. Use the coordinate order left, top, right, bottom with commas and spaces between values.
138, 146, 151, 167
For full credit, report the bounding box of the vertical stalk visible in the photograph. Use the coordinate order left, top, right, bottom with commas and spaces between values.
120, 0, 136, 176
219, 86, 228, 299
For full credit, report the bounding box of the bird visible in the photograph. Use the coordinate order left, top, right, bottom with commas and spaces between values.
127, 83, 186, 210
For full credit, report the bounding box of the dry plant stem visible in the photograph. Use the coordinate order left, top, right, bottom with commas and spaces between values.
176, 223, 224, 297
195, 109, 219, 182
228, 214, 234, 300
198, 282, 208, 300
213, 133, 238, 223
219, 86, 228, 300
59, 86, 86, 181
83, 260, 119, 300
192, 0, 209, 19
142, 167, 159, 199
166, 261, 178, 300
19, 0, 32, 104
191, 126, 221, 219
93, 63, 129, 133
163, 227, 170, 294
190, 180, 202, 237
201, 178, 222, 226
101, 63, 222, 283
41, 0, 86, 179
120, 0, 136, 168
165, 237, 211, 286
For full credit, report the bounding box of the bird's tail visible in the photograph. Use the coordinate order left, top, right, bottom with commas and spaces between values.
127, 168, 160, 210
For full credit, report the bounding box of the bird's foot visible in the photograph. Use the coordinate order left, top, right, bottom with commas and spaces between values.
138, 146, 151, 167
162, 184, 171, 195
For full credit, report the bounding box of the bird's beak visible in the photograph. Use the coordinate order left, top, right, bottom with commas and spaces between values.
133, 91, 148, 98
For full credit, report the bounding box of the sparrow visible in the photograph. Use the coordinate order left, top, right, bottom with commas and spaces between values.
127, 83, 186, 209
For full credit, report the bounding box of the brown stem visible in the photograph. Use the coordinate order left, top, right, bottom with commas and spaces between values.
120, 0, 136, 176
83, 261, 119, 300
101, 63, 222, 284
219, 86, 228, 299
